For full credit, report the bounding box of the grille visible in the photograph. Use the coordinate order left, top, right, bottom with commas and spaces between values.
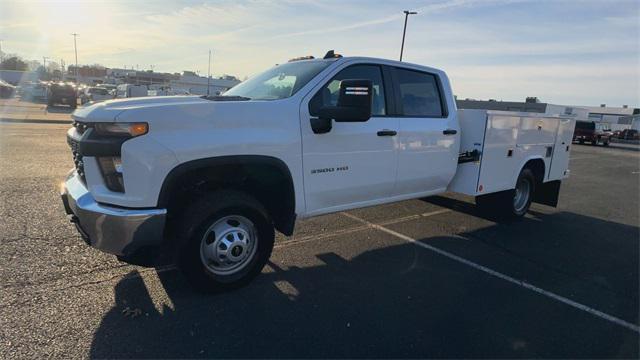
73, 120, 89, 135
69, 121, 87, 183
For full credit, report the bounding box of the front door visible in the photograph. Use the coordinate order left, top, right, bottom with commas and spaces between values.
300, 63, 399, 215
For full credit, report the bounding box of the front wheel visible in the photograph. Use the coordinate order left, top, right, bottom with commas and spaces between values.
177, 190, 275, 293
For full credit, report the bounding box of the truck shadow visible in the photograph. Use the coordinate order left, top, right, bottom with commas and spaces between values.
89, 208, 639, 359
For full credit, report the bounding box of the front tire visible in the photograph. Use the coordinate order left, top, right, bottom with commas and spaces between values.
177, 190, 275, 293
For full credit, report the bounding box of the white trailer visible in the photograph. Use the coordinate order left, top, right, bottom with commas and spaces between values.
115, 84, 147, 98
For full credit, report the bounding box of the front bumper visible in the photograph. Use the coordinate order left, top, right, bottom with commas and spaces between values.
60, 171, 166, 256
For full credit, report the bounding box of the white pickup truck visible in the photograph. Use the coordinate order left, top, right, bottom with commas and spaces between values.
61, 51, 576, 291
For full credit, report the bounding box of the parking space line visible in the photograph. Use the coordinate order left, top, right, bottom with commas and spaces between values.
275, 209, 451, 249
341, 212, 640, 334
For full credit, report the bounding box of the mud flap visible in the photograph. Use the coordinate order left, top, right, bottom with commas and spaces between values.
533, 180, 561, 207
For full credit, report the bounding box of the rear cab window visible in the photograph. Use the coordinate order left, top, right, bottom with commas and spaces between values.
394, 67, 446, 118
576, 121, 595, 130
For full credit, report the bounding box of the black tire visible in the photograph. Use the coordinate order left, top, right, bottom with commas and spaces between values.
476, 168, 535, 219
603, 140, 610, 147
578, 139, 584, 144
176, 190, 274, 293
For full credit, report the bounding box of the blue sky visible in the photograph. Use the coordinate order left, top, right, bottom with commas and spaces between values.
0, 0, 638, 106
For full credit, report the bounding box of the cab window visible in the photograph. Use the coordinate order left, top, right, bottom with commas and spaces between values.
310, 64, 386, 116
395, 68, 444, 117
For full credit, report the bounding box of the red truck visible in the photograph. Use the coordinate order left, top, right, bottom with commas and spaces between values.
573, 120, 611, 146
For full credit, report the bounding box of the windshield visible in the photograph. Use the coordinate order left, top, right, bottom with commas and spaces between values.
224, 60, 332, 100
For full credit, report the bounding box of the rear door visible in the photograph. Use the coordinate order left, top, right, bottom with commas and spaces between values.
392, 67, 460, 196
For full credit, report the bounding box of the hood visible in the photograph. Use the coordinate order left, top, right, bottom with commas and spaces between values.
71, 95, 211, 122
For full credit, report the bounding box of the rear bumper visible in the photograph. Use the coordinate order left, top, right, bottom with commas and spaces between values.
60, 171, 166, 256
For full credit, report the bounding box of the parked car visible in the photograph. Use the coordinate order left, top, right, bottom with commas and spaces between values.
61, 52, 577, 291
20, 82, 48, 101
47, 82, 77, 108
614, 129, 640, 140
0, 79, 16, 98
80, 87, 114, 104
573, 120, 611, 146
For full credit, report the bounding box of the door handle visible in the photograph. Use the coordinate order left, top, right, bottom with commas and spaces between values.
377, 130, 397, 136
443, 129, 457, 135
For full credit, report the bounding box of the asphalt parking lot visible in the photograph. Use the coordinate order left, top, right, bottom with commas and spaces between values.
0, 121, 638, 358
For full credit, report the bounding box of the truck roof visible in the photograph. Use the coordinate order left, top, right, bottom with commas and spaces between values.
291, 56, 446, 77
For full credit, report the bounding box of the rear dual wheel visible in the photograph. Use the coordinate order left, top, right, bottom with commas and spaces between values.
476, 168, 535, 219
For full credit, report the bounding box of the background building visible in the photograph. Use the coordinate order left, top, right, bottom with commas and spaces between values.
581, 105, 639, 124
169, 71, 240, 95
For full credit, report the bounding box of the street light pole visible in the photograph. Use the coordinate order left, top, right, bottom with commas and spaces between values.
399, 10, 417, 62
71, 33, 79, 83
207, 49, 211, 96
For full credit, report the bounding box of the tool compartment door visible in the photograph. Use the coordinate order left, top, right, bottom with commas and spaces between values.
447, 109, 487, 196
549, 118, 576, 180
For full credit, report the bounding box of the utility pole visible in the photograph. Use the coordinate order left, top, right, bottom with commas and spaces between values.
42, 56, 49, 79
399, 10, 417, 61
71, 33, 79, 83
207, 50, 212, 96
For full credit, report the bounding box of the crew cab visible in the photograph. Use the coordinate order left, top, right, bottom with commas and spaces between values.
60, 52, 576, 291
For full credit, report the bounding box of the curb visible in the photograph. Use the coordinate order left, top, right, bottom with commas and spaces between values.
611, 138, 640, 145
0, 118, 71, 125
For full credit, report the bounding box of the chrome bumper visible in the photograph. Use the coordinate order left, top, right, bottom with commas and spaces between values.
60, 171, 166, 256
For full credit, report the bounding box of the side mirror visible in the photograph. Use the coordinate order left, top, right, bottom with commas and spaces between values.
317, 79, 372, 122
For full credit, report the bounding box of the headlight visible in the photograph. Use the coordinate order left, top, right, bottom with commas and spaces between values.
98, 156, 124, 192
94, 122, 148, 137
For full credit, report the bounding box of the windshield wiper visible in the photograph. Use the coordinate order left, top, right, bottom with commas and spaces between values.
201, 95, 251, 101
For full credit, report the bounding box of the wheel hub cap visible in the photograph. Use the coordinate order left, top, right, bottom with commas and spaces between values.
200, 215, 258, 275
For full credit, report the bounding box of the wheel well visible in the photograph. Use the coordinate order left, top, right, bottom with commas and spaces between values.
524, 158, 545, 184
159, 156, 296, 236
